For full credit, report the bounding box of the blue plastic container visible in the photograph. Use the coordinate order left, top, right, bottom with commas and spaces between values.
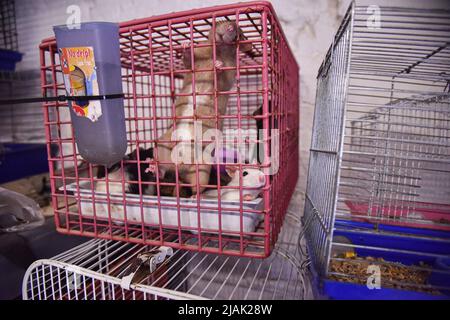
0, 49, 23, 71
312, 219, 450, 300
429, 257, 450, 295
0, 143, 57, 183
323, 280, 448, 300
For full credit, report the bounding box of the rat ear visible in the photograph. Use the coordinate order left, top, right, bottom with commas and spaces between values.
253, 105, 263, 117
225, 165, 238, 178
140, 147, 154, 160
238, 28, 252, 52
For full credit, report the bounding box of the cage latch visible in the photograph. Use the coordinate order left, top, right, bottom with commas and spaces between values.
120, 246, 173, 290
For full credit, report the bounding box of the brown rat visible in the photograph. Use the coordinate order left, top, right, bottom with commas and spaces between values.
156, 21, 253, 197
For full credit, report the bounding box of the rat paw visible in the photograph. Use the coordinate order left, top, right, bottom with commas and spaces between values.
181, 41, 191, 50
181, 41, 193, 69
214, 59, 224, 70
144, 158, 157, 174
226, 24, 235, 33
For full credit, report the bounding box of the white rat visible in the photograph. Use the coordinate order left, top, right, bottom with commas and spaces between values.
202, 167, 266, 201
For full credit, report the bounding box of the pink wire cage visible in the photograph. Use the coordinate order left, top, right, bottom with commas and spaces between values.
39, 1, 299, 258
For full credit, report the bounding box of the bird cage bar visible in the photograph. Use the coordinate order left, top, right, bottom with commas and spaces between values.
304, 1, 450, 298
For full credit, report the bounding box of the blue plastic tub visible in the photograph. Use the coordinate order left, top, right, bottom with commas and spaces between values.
315, 219, 450, 300
0, 143, 56, 183
0, 49, 23, 71
323, 280, 448, 300
429, 257, 450, 295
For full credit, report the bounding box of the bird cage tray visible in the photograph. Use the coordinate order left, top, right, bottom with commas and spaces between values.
63, 181, 264, 234
321, 220, 450, 300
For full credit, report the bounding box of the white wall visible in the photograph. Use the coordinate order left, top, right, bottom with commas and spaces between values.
13, 0, 450, 213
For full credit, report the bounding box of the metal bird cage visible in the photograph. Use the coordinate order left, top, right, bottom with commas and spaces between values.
39, 2, 299, 258
304, 2, 450, 299
22, 215, 308, 300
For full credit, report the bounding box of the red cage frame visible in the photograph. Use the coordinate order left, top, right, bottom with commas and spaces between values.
39, 1, 299, 258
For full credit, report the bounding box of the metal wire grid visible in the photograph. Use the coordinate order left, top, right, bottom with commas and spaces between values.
22, 214, 308, 300
0, 0, 18, 51
303, 1, 450, 294
343, 94, 450, 226
303, 2, 354, 278
39, 2, 299, 258
0, 70, 47, 143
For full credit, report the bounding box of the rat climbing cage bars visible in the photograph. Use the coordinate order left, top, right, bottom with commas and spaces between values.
39, 2, 299, 258
304, 2, 450, 298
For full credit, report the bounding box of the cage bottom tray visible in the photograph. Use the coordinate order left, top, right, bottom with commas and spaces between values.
321, 220, 450, 300
323, 280, 448, 300
64, 181, 264, 234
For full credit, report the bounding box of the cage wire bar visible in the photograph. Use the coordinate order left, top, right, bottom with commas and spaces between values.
39, 1, 299, 258
303, 1, 450, 297
0, 0, 18, 51
22, 213, 308, 300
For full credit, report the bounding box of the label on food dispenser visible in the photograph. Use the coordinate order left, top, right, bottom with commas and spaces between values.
60, 47, 102, 122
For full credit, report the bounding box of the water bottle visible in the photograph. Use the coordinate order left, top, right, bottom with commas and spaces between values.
54, 22, 127, 166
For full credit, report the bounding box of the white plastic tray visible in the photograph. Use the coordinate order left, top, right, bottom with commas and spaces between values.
63, 182, 263, 233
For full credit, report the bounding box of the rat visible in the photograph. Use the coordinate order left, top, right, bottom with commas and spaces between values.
96, 147, 156, 195
96, 147, 193, 198
156, 20, 253, 197
202, 166, 266, 201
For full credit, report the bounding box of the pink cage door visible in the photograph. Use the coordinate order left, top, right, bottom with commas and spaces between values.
39, 1, 299, 258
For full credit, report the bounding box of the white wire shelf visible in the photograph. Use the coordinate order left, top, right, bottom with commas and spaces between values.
22, 211, 310, 300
